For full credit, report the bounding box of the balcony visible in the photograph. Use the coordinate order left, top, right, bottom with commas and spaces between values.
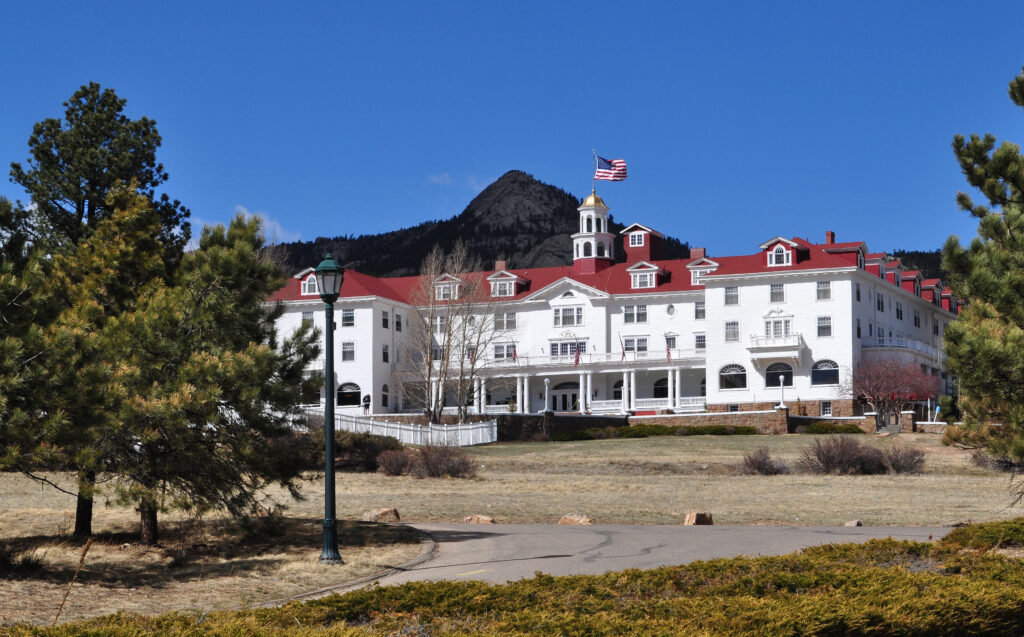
862, 337, 943, 361
747, 332, 806, 366
484, 348, 706, 370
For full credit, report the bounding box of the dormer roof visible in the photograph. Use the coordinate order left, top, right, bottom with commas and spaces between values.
486, 269, 527, 284
625, 260, 662, 272
759, 236, 800, 250
619, 223, 664, 238
687, 257, 720, 269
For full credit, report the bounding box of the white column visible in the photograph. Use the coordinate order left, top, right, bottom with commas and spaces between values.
676, 368, 682, 406
578, 373, 585, 411
667, 369, 675, 409
586, 373, 593, 410
622, 371, 629, 413
481, 377, 487, 413
630, 370, 637, 411
542, 377, 549, 412
516, 377, 523, 413
524, 376, 532, 413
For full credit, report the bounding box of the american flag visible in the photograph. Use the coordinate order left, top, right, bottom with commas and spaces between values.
574, 347, 581, 368
512, 344, 517, 362
595, 156, 627, 181
666, 344, 671, 362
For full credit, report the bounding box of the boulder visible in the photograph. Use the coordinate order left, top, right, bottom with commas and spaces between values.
463, 514, 495, 524
683, 511, 714, 525
844, 519, 863, 527
558, 514, 593, 525
362, 507, 400, 523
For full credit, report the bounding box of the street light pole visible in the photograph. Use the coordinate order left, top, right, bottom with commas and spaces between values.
315, 255, 344, 564
778, 374, 786, 409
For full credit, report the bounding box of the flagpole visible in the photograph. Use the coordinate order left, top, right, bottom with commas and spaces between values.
592, 149, 597, 195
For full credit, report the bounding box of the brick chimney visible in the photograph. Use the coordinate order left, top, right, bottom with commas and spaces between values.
825, 231, 835, 244
691, 247, 706, 259
494, 260, 507, 271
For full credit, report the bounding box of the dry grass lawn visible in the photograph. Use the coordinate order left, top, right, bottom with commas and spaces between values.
2, 432, 1021, 626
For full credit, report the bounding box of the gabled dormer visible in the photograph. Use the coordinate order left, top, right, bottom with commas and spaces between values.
901, 270, 923, 297
686, 257, 720, 286
625, 261, 663, 290
759, 237, 800, 267
294, 267, 319, 296
620, 223, 664, 264
433, 274, 462, 301
486, 270, 527, 297
865, 253, 889, 279
921, 279, 944, 305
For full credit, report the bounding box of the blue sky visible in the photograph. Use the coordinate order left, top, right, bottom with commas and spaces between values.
2, 2, 1023, 259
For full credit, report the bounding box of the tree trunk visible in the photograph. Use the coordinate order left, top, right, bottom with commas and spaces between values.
73, 470, 95, 538
140, 505, 159, 545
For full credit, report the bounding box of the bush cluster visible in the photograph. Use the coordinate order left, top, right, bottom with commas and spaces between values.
796, 436, 925, 475
374, 446, 476, 479
551, 423, 756, 441
803, 421, 866, 434
741, 447, 789, 475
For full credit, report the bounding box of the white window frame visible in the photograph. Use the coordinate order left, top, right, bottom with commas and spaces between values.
301, 310, 314, 329
301, 275, 319, 295
768, 245, 792, 266
770, 283, 785, 303
631, 272, 656, 289
340, 309, 354, 327
494, 343, 516, 360
665, 335, 676, 349
695, 301, 705, 319
494, 311, 517, 331
395, 313, 402, 332
623, 304, 648, 324
695, 333, 706, 350
435, 283, 459, 300
382, 310, 389, 329
820, 401, 833, 416
817, 315, 833, 338
817, 281, 831, 301
623, 337, 648, 353
725, 321, 739, 342
341, 341, 355, 361
490, 280, 515, 297
629, 232, 645, 246
553, 306, 584, 327
764, 318, 792, 338
725, 286, 738, 305
382, 344, 389, 363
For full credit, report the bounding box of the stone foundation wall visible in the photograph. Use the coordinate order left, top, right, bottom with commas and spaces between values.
786, 414, 875, 434
632, 409, 788, 434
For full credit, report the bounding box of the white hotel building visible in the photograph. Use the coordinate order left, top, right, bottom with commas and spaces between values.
271, 193, 957, 419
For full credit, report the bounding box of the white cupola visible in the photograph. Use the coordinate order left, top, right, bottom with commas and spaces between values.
572, 190, 615, 274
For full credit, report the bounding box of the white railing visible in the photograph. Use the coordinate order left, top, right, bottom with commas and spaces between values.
314, 410, 497, 446
635, 397, 670, 409
479, 349, 706, 368
676, 396, 705, 411
483, 404, 513, 414
863, 337, 942, 359
749, 333, 804, 349
589, 399, 623, 413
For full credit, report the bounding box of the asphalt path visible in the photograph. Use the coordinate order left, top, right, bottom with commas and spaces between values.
375, 523, 951, 587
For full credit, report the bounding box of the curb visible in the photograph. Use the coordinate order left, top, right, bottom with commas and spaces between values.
257, 524, 437, 607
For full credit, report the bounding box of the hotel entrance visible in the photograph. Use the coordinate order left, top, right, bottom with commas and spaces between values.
551, 381, 580, 412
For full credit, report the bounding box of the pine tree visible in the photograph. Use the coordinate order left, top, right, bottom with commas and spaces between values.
942, 66, 1024, 476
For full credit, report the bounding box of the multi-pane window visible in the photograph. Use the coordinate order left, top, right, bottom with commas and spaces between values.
694, 301, 705, 319
764, 319, 791, 338
341, 309, 354, 327
629, 232, 645, 246
550, 341, 587, 356
896, 302, 904, 320
395, 313, 402, 332
382, 311, 389, 329
494, 311, 517, 330
553, 306, 583, 327
301, 311, 314, 329
695, 333, 706, 350
631, 272, 655, 289
811, 359, 840, 385
665, 336, 676, 349
624, 304, 648, 323
490, 280, 514, 297
817, 281, 831, 300
623, 337, 648, 353
856, 283, 861, 302
913, 310, 921, 327
725, 321, 739, 342
725, 286, 738, 305
381, 384, 389, 408
820, 401, 833, 416
768, 245, 791, 266
435, 283, 458, 300
766, 362, 793, 387
494, 343, 516, 360
382, 345, 389, 363
341, 342, 355, 361
301, 275, 318, 295
770, 284, 785, 303
817, 316, 832, 337
719, 364, 747, 389
877, 293, 884, 312
434, 315, 447, 333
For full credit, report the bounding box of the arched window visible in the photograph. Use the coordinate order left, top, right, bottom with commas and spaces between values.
719, 365, 747, 390
586, 217, 593, 232
337, 382, 361, 406
811, 360, 839, 385
766, 362, 793, 387
653, 378, 669, 399
597, 242, 606, 257
769, 245, 791, 266
381, 384, 390, 408
583, 242, 593, 257
613, 380, 623, 400
553, 381, 580, 390
301, 274, 319, 295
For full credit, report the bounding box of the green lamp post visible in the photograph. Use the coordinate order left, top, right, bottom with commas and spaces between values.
314, 254, 344, 563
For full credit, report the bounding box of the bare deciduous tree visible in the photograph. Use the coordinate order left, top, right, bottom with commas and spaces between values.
851, 359, 940, 428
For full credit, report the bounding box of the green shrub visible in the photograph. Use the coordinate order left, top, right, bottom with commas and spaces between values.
942, 517, 1024, 550
549, 430, 594, 441
619, 424, 678, 438
804, 421, 866, 434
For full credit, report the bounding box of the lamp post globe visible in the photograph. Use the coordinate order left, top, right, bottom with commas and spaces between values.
778, 374, 786, 410
315, 254, 344, 563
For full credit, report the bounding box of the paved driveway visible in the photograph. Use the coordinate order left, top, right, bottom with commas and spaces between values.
376, 523, 951, 587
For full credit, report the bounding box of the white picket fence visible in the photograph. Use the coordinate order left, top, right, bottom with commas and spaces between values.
309, 409, 497, 446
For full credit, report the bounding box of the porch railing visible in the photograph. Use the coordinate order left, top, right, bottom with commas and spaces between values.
305, 408, 497, 446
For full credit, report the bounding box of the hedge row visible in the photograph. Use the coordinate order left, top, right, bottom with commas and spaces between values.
551, 423, 757, 441
20, 518, 1024, 635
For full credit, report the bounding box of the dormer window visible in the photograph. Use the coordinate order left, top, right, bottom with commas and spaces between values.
857, 252, 865, 269
301, 274, 319, 295
490, 280, 515, 297
768, 245, 791, 266
629, 232, 645, 247
435, 283, 458, 300
631, 272, 656, 289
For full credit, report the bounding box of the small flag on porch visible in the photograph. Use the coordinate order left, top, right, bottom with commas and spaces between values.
574, 348, 581, 368
512, 344, 517, 362
666, 344, 671, 362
